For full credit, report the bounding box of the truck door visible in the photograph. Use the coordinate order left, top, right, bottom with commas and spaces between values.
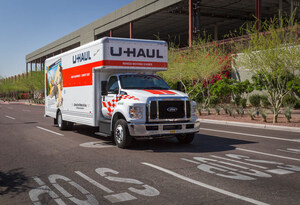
101, 76, 119, 119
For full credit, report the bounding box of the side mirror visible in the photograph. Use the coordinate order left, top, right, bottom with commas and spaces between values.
113, 87, 119, 94
101, 81, 108, 96
176, 81, 182, 91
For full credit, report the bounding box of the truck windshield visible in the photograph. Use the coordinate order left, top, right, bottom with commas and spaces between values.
119, 74, 170, 90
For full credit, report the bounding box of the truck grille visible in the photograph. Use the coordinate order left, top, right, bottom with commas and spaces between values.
148, 99, 191, 121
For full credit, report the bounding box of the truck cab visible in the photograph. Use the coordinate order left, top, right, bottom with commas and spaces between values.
99, 73, 200, 148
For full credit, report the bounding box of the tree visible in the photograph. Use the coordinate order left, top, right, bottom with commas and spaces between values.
234, 13, 300, 123
160, 37, 230, 107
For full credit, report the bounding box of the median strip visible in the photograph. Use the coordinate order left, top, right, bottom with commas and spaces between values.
36, 126, 64, 136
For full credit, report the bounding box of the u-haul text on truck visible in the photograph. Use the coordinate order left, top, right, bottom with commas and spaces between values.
45, 37, 200, 148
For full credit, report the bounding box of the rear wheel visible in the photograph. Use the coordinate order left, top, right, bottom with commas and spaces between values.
114, 119, 132, 148
57, 111, 67, 130
176, 133, 195, 144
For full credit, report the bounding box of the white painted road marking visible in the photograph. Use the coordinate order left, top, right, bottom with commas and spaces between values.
236, 148, 300, 162
23, 109, 31, 112
75, 171, 114, 193
79, 141, 114, 148
200, 128, 300, 143
211, 155, 268, 169
277, 147, 300, 154
142, 162, 269, 205
104, 192, 137, 203
36, 126, 64, 136
5, 115, 15, 120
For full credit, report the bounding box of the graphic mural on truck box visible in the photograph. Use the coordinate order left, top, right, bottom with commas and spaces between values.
46, 59, 63, 107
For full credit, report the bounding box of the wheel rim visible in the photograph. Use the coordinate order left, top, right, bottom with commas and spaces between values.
115, 124, 124, 144
58, 113, 62, 127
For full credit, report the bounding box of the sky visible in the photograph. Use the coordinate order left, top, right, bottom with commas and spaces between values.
0, 0, 135, 78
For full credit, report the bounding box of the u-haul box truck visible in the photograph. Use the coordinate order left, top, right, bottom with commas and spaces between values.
45, 37, 200, 148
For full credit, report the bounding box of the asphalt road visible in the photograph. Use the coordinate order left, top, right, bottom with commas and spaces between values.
0, 103, 299, 205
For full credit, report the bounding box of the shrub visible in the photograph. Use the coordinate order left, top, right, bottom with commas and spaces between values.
259, 109, 268, 122
234, 95, 241, 106
215, 106, 221, 115
248, 109, 256, 120
249, 94, 261, 108
284, 106, 293, 123
283, 95, 297, 108
240, 98, 247, 108
209, 96, 220, 107
260, 94, 271, 108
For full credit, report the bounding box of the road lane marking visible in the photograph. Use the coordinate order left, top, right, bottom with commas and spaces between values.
7, 107, 13, 110
236, 148, 300, 162
37, 126, 64, 136
200, 128, 300, 143
22, 109, 30, 112
79, 141, 114, 148
5, 115, 16, 120
75, 171, 114, 193
277, 147, 300, 154
211, 155, 268, 169
142, 162, 269, 205
104, 192, 137, 203
266, 169, 294, 175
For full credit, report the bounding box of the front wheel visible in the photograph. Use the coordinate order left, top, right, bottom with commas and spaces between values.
114, 119, 132, 148
176, 133, 195, 144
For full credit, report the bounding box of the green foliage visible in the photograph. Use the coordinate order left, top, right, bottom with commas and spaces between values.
248, 109, 256, 120
249, 94, 261, 108
284, 106, 293, 123
234, 12, 299, 123
209, 96, 220, 107
259, 109, 268, 122
0, 71, 44, 101
282, 95, 297, 108
211, 77, 232, 103
260, 94, 271, 108
160, 34, 230, 103
240, 98, 247, 108
215, 106, 221, 115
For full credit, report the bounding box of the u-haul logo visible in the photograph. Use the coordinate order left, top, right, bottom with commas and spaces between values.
110, 47, 164, 58
72, 51, 91, 64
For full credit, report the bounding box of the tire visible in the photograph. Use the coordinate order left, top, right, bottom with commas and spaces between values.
114, 119, 132, 148
57, 111, 67, 130
54, 118, 58, 125
176, 133, 195, 144
66, 121, 74, 130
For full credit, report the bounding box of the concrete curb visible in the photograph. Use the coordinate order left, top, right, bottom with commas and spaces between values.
0, 101, 44, 107
198, 119, 300, 133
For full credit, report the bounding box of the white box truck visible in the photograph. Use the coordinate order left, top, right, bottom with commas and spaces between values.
45, 37, 200, 148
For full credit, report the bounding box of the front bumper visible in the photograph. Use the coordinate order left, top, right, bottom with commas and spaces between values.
127, 120, 200, 138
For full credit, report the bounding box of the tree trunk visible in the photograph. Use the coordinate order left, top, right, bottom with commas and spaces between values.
273, 112, 279, 123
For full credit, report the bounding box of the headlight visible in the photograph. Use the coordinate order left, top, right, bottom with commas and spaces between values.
129, 105, 143, 119
191, 102, 197, 117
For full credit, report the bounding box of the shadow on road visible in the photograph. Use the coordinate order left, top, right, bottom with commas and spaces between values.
0, 168, 31, 197
70, 125, 257, 153
129, 133, 257, 153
